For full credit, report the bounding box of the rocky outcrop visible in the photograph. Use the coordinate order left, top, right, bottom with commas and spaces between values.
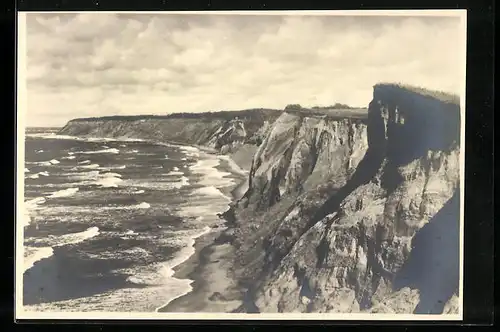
58, 109, 281, 170
223, 84, 461, 315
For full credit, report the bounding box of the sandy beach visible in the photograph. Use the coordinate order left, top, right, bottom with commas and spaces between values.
157, 154, 248, 313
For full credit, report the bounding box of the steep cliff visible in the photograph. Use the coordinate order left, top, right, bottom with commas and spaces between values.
58, 109, 281, 170
222, 84, 461, 315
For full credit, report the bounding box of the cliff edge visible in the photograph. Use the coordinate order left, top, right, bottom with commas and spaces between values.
58, 109, 281, 171
220, 84, 461, 315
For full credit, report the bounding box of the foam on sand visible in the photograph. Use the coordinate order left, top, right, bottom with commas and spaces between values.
153, 226, 213, 311
48, 187, 79, 198
192, 186, 231, 200
189, 158, 234, 188
171, 176, 190, 189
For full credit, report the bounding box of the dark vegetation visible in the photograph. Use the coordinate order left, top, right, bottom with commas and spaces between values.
69, 108, 282, 123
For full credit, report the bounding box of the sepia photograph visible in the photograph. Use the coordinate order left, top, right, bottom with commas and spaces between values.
16, 10, 466, 320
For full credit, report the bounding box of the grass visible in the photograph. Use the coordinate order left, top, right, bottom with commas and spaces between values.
69, 108, 282, 122
374, 83, 460, 105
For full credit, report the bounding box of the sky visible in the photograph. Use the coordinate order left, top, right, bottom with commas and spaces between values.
21, 12, 465, 127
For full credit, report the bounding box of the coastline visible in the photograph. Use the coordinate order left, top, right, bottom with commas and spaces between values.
157, 153, 248, 313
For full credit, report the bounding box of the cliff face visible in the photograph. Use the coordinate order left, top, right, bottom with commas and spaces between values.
58, 110, 281, 170
225, 85, 461, 315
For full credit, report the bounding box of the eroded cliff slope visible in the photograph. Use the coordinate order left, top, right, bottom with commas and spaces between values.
58, 109, 280, 170
222, 84, 461, 315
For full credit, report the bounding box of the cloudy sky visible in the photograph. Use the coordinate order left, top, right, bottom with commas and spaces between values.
21, 12, 465, 127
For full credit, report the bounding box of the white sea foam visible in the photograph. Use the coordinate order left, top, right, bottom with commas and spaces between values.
24, 247, 54, 272
35, 149, 44, 153
190, 158, 234, 188
27, 171, 50, 179
77, 164, 100, 169
181, 157, 187, 161
80, 160, 91, 165
113, 165, 126, 170
171, 176, 190, 189
49, 159, 60, 164
25, 197, 47, 209
23, 227, 100, 273
173, 167, 180, 171
68, 151, 75, 155
132, 190, 145, 194
48, 187, 79, 198
25, 168, 30, 173
167, 170, 184, 176
134, 202, 150, 209
125, 230, 138, 235
75, 148, 120, 155
192, 186, 230, 200
95, 173, 123, 188
164, 154, 168, 159
62, 156, 76, 160
120, 144, 127, 147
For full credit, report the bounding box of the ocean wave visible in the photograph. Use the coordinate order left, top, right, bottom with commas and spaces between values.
27, 171, 50, 179
132, 190, 145, 194
189, 157, 234, 188
48, 187, 79, 198
167, 170, 184, 176
70, 163, 100, 170
24, 227, 100, 273
94, 172, 123, 188
79, 160, 91, 165
192, 186, 230, 199
27, 133, 145, 144
134, 202, 150, 209
75, 148, 120, 155
113, 165, 126, 170
62, 156, 76, 160
25, 197, 47, 209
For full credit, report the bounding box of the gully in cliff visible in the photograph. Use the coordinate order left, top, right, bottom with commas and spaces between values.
16, 10, 466, 321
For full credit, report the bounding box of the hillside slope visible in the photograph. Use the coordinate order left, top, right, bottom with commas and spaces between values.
58, 109, 281, 170
219, 84, 461, 314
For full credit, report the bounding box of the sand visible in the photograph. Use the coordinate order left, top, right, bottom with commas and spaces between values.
157, 154, 248, 313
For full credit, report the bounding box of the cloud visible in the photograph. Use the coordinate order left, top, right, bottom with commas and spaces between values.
23, 13, 464, 127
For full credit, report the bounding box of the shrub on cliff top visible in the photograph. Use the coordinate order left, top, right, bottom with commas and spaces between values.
374, 83, 460, 105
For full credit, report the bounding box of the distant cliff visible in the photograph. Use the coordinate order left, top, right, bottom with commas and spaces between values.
58, 109, 281, 170
220, 84, 461, 315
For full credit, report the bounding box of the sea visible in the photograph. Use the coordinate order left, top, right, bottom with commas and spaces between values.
21, 128, 237, 312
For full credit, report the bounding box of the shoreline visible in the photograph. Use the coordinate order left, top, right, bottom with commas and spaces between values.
157, 152, 247, 313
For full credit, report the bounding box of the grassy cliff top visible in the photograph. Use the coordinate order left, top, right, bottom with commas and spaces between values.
68, 108, 282, 122
374, 83, 460, 105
